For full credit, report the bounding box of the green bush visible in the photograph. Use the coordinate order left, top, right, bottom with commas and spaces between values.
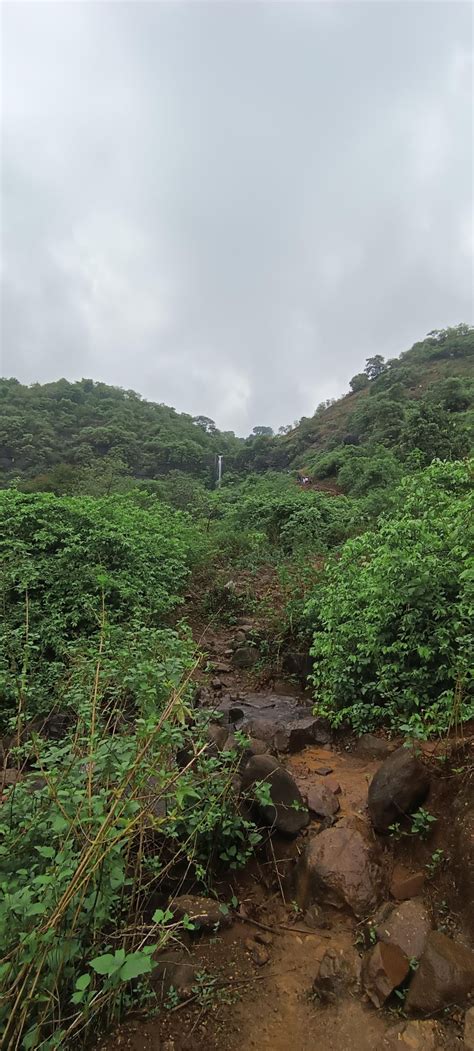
0, 491, 199, 723
307, 461, 473, 735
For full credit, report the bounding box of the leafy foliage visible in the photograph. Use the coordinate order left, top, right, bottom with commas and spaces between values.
307, 461, 473, 735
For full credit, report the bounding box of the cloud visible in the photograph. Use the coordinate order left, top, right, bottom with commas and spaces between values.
1, 0, 472, 435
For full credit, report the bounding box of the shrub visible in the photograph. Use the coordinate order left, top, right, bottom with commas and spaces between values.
307, 461, 473, 735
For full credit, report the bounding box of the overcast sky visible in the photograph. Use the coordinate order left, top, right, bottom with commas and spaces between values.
1, 2, 472, 434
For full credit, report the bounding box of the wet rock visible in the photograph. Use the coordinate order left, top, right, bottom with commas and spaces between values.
307, 782, 340, 819
406, 931, 474, 1014
151, 951, 197, 1000
171, 895, 233, 932
232, 645, 259, 669
368, 747, 430, 833
362, 941, 409, 1008
390, 866, 426, 900
313, 946, 361, 1003
241, 754, 309, 835
464, 1006, 474, 1051
383, 1020, 441, 1050
376, 899, 432, 961
217, 693, 330, 752
244, 938, 270, 966
296, 816, 383, 917
354, 734, 396, 760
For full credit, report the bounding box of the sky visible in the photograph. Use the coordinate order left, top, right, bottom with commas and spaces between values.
1, 1, 473, 436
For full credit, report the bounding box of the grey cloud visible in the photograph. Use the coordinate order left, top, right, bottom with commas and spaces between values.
1, 1, 472, 434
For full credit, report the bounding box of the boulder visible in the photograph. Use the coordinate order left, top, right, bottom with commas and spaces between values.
362, 941, 409, 1008
151, 951, 197, 1000
406, 931, 474, 1014
390, 865, 425, 900
368, 747, 430, 833
376, 899, 432, 960
232, 645, 258, 669
464, 1006, 474, 1051
295, 817, 383, 916
354, 734, 396, 761
313, 945, 361, 1003
170, 895, 233, 933
307, 783, 340, 820
217, 693, 330, 752
241, 754, 309, 835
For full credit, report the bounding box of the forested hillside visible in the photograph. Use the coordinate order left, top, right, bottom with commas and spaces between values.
1, 324, 472, 495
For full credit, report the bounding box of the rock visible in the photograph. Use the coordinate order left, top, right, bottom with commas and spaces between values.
406, 931, 474, 1014
218, 693, 330, 752
383, 1020, 440, 1050
223, 734, 269, 759
315, 766, 334, 776
244, 938, 270, 966
354, 734, 396, 760
254, 930, 273, 946
241, 755, 309, 835
390, 866, 426, 900
170, 895, 233, 932
1, 769, 21, 789
368, 747, 430, 833
296, 817, 383, 917
211, 678, 223, 690
362, 941, 409, 1008
313, 946, 362, 1003
232, 645, 258, 669
451, 803, 474, 938
325, 777, 341, 795
376, 899, 432, 961
464, 1006, 474, 1051
151, 952, 197, 1000
212, 662, 232, 673
307, 783, 340, 819
207, 723, 229, 750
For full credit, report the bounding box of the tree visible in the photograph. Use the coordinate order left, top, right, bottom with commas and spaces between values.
364, 355, 386, 380
349, 372, 370, 393
251, 426, 274, 437
192, 415, 216, 434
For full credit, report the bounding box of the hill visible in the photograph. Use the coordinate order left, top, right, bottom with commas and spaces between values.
0, 324, 472, 493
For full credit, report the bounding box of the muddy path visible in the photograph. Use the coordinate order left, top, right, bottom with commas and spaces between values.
97, 604, 472, 1051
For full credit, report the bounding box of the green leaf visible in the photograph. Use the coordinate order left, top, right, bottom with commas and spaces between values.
119, 952, 154, 981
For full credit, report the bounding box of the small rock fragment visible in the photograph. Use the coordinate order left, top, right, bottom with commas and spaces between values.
390, 866, 425, 900
171, 895, 233, 932
254, 930, 273, 946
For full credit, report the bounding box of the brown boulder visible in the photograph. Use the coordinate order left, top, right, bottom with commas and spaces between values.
376, 899, 432, 961
295, 817, 383, 917
307, 782, 340, 819
368, 747, 430, 833
390, 865, 425, 900
171, 895, 232, 933
241, 754, 309, 835
362, 941, 409, 1007
354, 734, 397, 760
406, 931, 474, 1014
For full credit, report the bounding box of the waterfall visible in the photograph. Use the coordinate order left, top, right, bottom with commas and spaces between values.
217, 454, 223, 487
